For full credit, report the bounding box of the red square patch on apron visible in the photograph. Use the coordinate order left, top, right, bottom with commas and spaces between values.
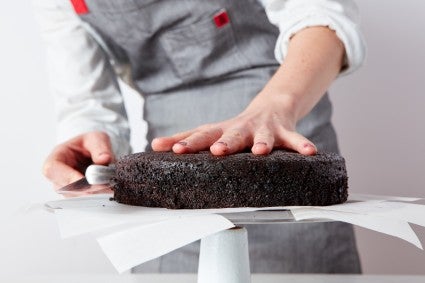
70, 0, 89, 15
213, 10, 230, 28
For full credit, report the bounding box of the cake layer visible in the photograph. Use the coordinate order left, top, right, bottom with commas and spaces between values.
111, 150, 348, 209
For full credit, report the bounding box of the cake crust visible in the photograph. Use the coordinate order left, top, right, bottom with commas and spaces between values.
111, 150, 348, 209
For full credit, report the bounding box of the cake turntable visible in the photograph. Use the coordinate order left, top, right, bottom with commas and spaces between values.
53, 164, 338, 283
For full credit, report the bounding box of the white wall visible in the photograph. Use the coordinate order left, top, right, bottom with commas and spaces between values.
0, 0, 424, 276
330, 0, 425, 274
0, 1, 117, 276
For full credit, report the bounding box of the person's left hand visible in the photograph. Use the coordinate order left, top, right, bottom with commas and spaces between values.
152, 26, 345, 156
151, 92, 317, 156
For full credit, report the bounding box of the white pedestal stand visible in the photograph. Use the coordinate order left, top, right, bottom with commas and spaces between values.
196, 210, 330, 283
197, 227, 251, 283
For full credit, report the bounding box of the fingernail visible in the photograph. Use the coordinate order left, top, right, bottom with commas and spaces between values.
177, 141, 187, 146
215, 141, 228, 146
98, 152, 110, 157
255, 142, 267, 146
303, 144, 317, 152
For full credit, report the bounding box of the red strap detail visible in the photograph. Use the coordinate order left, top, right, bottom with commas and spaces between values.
70, 0, 89, 15
213, 10, 230, 28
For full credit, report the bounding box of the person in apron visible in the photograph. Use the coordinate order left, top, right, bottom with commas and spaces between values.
38, 0, 365, 273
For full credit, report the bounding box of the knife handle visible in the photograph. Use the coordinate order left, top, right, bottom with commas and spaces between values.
85, 164, 115, 185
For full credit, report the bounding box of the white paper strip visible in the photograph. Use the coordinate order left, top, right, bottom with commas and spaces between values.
315, 201, 425, 227
45, 194, 288, 212
55, 208, 170, 238
50, 195, 289, 238
45, 194, 115, 210
97, 214, 234, 273
291, 208, 423, 249
349, 193, 421, 202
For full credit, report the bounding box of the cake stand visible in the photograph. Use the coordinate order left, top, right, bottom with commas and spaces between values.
197, 210, 332, 283
64, 165, 335, 282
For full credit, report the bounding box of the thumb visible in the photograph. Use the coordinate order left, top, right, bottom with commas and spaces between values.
84, 132, 115, 165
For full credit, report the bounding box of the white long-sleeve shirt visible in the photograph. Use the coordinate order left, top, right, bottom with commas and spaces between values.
33, 0, 366, 157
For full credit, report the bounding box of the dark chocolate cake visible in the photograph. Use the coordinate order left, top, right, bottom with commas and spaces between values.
111, 150, 348, 209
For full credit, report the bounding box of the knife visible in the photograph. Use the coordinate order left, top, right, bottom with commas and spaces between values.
57, 164, 115, 195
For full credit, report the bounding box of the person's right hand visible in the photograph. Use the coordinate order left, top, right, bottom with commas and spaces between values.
42, 131, 114, 190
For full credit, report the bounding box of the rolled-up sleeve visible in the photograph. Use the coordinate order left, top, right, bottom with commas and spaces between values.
262, 0, 366, 75
33, 0, 131, 156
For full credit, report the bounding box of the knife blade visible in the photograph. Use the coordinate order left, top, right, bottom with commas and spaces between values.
57, 164, 115, 195
57, 177, 90, 193
57, 178, 113, 195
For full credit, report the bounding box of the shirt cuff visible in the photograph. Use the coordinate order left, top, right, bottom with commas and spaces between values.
273, 11, 366, 76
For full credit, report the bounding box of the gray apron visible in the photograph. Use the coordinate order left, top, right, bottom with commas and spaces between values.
77, 0, 361, 273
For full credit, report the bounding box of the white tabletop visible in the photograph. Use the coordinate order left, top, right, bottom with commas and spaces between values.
2, 274, 425, 283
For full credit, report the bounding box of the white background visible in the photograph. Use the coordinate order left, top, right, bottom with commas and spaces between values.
0, 0, 424, 276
